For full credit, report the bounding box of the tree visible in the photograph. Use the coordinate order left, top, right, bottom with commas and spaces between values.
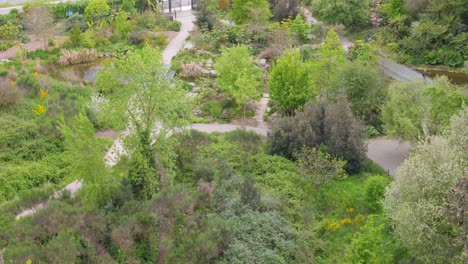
345, 216, 394, 264
114, 10, 132, 40
195, 0, 217, 31
59, 114, 118, 208
382, 77, 466, 141
24, 6, 54, 49
84, 0, 110, 25
233, 69, 262, 120
94, 46, 191, 200
270, 98, 367, 174
323, 96, 367, 173
269, 49, 317, 115
327, 62, 385, 122
214, 45, 263, 116
384, 108, 467, 263
270, 0, 300, 21
121, 0, 136, 13
311, 0, 370, 28
294, 147, 347, 190
291, 14, 310, 41
69, 23, 83, 47
311, 29, 346, 88
231, 0, 271, 24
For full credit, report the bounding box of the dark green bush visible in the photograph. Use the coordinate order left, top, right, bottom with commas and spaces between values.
440, 49, 464, 67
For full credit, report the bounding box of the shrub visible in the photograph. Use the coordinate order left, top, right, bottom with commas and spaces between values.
84, 0, 110, 24
0, 78, 23, 108
208, 101, 222, 118
167, 21, 181, 31
424, 50, 441, 65
51, 0, 89, 19
65, 14, 87, 31
58, 49, 98, 66
440, 49, 464, 67
21, 35, 30, 43
135, 11, 156, 30
0, 42, 14, 51
154, 34, 167, 47
0, 21, 21, 40
364, 175, 389, 211
179, 62, 208, 79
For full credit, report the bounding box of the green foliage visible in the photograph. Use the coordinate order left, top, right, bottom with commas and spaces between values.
221, 210, 297, 264
114, 10, 132, 40
327, 62, 385, 122
345, 216, 394, 263
384, 109, 467, 263
382, 77, 466, 141
0, 21, 22, 40
294, 146, 347, 190
65, 14, 87, 31
270, 97, 367, 174
59, 114, 117, 208
269, 49, 316, 115
195, 0, 217, 31
214, 45, 263, 110
121, 0, 135, 13
84, 0, 110, 24
95, 46, 191, 199
291, 14, 310, 41
69, 23, 83, 47
311, 0, 370, 28
364, 175, 389, 212
231, 0, 271, 24
51, 0, 89, 19
348, 40, 378, 64
310, 29, 346, 88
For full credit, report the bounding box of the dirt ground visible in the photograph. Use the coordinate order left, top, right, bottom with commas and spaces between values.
0, 35, 68, 60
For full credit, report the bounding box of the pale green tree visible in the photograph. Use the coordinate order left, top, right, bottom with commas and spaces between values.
233, 69, 262, 120
94, 46, 191, 200
84, 0, 110, 25
269, 49, 316, 115
311, 29, 346, 88
231, 0, 271, 24
384, 108, 468, 263
113, 10, 132, 40
59, 114, 118, 208
345, 216, 394, 264
382, 76, 466, 141
214, 45, 263, 116
311, 0, 370, 28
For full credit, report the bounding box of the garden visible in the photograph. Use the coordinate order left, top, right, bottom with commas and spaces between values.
0, 0, 466, 263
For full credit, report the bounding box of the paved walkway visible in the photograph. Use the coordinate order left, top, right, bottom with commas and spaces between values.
302, 7, 430, 83
163, 11, 194, 64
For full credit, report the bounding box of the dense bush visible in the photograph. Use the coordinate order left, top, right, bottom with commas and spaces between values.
0, 21, 22, 40
364, 175, 389, 211
50, 0, 89, 19
270, 97, 367, 173
65, 14, 87, 31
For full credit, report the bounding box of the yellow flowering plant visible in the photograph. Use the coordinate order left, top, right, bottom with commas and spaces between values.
32, 104, 46, 115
